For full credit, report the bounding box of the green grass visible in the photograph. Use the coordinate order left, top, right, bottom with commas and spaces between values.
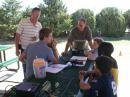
102, 35, 130, 45
107, 40, 130, 45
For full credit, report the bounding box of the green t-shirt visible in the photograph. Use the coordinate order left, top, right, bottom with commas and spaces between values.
68, 26, 92, 44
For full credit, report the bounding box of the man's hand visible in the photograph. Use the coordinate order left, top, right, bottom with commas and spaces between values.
61, 51, 67, 56
52, 39, 57, 48
16, 48, 20, 56
48, 39, 57, 49
19, 52, 26, 63
31, 36, 37, 41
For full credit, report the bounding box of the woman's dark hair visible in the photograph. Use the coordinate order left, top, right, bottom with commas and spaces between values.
39, 28, 52, 40
95, 56, 113, 74
98, 42, 114, 56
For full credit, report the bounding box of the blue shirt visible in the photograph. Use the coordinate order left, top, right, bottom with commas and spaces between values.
87, 73, 117, 97
24, 41, 54, 78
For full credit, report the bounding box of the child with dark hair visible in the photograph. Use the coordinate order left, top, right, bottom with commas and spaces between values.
79, 56, 117, 97
98, 42, 118, 85
85, 37, 103, 60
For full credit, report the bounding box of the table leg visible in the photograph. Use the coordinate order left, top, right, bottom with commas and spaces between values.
3, 51, 6, 61
0, 51, 2, 62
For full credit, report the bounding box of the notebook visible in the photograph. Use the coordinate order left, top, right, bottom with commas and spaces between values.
46, 64, 68, 74
72, 40, 89, 50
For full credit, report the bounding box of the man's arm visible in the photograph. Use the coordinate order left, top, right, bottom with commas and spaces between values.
19, 52, 26, 63
15, 19, 24, 56
53, 56, 58, 64
61, 41, 71, 56
65, 41, 71, 53
47, 39, 59, 63
62, 30, 74, 55
51, 47, 59, 64
88, 40, 93, 49
48, 48, 59, 64
15, 33, 20, 56
53, 48, 59, 62
86, 26, 93, 48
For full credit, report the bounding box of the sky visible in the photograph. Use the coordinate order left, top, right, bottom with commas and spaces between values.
0, 0, 130, 14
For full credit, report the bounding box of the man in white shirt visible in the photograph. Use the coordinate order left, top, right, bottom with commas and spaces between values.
15, 7, 42, 78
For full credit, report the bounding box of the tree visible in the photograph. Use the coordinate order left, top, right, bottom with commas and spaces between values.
96, 7, 125, 37
124, 10, 130, 29
39, 0, 72, 36
21, 7, 32, 18
0, 0, 22, 40
71, 9, 96, 34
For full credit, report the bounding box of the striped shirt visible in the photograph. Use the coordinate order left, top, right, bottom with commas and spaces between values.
16, 17, 42, 49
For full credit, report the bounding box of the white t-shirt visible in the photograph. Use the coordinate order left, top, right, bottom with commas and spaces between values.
16, 17, 42, 49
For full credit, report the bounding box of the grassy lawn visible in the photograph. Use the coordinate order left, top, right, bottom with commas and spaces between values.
102, 34, 130, 45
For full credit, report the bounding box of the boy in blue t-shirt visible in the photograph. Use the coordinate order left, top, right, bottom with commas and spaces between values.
98, 42, 118, 85
79, 56, 117, 97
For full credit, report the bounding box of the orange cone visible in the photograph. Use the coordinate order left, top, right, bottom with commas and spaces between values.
119, 51, 122, 56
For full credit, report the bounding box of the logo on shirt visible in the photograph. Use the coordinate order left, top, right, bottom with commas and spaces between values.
111, 81, 117, 95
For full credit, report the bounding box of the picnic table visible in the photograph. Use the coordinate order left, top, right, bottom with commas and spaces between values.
0, 45, 19, 71
3, 60, 94, 97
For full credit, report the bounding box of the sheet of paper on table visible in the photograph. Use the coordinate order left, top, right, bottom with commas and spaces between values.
46, 64, 68, 74
70, 56, 87, 61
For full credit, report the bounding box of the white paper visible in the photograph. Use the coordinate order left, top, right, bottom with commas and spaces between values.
46, 64, 68, 74
70, 56, 87, 61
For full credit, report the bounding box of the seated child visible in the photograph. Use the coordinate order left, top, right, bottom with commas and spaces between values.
98, 42, 118, 85
85, 37, 103, 60
79, 56, 117, 97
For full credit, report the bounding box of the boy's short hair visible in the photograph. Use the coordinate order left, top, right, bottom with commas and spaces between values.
95, 56, 113, 74
32, 7, 41, 12
93, 37, 104, 45
78, 18, 86, 23
39, 28, 52, 40
98, 42, 114, 56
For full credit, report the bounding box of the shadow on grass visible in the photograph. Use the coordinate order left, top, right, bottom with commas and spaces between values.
0, 73, 15, 82
102, 33, 130, 42
56, 34, 130, 44
0, 90, 5, 96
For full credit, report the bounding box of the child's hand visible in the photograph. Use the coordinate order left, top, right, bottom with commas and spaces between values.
79, 70, 86, 75
85, 51, 92, 57
87, 52, 92, 59
80, 82, 91, 90
79, 70, 86, 80
79, 73, 84, 81
84, 51, 89, 56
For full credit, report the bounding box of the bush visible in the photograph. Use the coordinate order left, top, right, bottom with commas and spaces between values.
0, 24, 17, 40
96, 7, 126, 37
124, 10, 130, 29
